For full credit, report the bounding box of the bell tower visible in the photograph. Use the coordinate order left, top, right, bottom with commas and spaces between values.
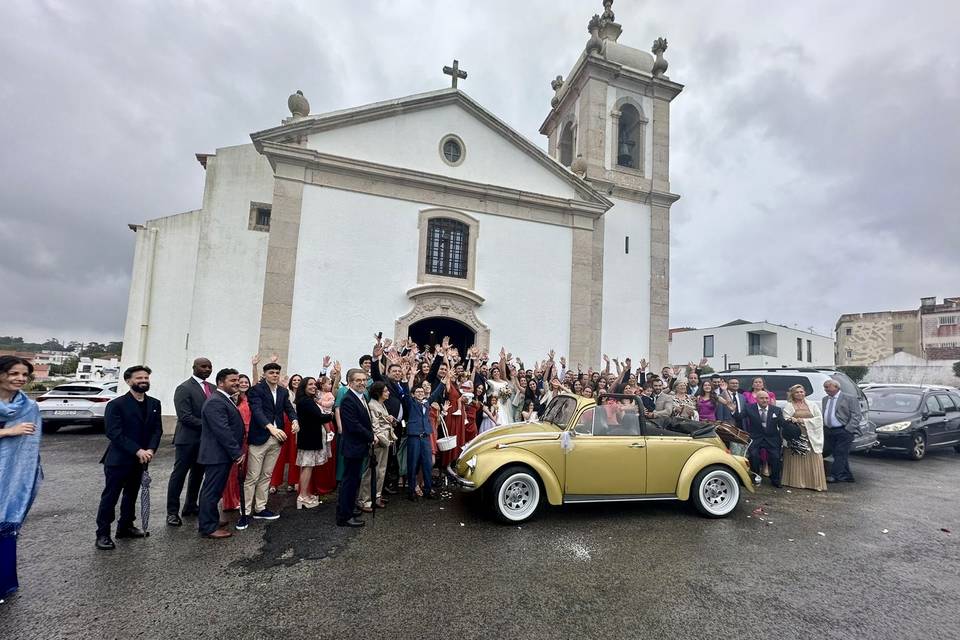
540, 0, 683, 370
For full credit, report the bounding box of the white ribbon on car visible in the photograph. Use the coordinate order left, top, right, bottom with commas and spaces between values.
560, 430, 575, 453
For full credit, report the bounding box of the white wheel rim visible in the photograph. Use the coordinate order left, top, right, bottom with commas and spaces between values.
497, 473, 539, 521
913, 435, 925, 457
699, 470, 739, 516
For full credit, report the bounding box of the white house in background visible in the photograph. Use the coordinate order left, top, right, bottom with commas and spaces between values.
75, 357, 120, 381
669, 320, 836, 371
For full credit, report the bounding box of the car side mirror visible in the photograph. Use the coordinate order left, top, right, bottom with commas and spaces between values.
921, 411, 929, 420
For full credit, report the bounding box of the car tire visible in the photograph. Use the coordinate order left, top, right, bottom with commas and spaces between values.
691, 465, 741, 519
42, 422, 63, 434
908, 432, 926, 460
489, 465, 542, 524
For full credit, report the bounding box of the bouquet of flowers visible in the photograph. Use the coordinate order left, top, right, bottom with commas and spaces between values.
498, 385, 513, 401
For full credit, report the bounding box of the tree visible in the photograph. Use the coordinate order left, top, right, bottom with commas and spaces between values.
953, 361, 960, 380
699, 364, 715, 375
41, 338, 67, 351
838, 365, 869, 384
50, 357, 78, 376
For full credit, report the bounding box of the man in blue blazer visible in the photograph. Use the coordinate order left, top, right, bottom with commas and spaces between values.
240, 362, 298, 528
336, 368, 375, 527
95, 365, 163, 551
742, 390, 785, 487
197, 368, 245, 539
402, 373, 445, 501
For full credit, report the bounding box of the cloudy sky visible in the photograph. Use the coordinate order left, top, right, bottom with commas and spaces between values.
1, 0, 957, 344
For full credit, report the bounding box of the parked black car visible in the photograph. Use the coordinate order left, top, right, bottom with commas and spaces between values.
864, 385, 960, 460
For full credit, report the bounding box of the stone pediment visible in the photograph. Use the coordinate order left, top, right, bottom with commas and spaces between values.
251, 88, 612, 209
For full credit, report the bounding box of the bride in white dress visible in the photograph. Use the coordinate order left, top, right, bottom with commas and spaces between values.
485, 365, 514, 426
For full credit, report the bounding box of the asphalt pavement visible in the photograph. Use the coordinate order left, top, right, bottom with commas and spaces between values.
3, 426, 959, 640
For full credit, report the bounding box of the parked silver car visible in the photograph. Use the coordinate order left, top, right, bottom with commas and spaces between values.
36, 381, 118, 433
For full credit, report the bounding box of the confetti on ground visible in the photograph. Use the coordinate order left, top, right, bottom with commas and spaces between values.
817, 532, 826, 537
882, 529, 889, 534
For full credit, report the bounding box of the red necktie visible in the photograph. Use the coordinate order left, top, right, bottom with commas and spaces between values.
203, 381, 212, 398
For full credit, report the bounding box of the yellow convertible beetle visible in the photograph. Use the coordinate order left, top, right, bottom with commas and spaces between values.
450, 393, 759, 523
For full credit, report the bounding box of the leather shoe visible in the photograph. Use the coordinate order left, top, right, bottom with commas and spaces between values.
424, 491, 438, 500
360, 505, 373, 513
95, 535, 115, 551
337, 517, 365, 528
181, 508, 199, 517
115, 526, 146, 539
826, 476, 838, 483
383, 486, 398, 495
201, 529, 233, 539
844, 477, 856, 483
352, 509, 363, 518
166, 514, 183, 527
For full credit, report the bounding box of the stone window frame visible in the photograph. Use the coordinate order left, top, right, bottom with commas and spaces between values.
417, 208, 479, 291
248, 201, 272, 232
610, 97, 648, 176
439, 133, 466, 167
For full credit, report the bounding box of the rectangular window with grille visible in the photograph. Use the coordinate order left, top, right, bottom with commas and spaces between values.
806, 339, 812, 362
703, 335, 714, 358
425, 218, 468, 278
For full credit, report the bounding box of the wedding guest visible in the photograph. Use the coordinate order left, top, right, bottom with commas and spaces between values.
167, 357, 212, 527
479, 395, 499, 432
696, 380, 719, 422
402, 376, 444, 501
743, 390, 786, 487
744, 377, 777, 405
336, 369, 373, 527
782, 384, 827, 491
669, 380, 699, 420
0, 356, 42, 599
197, 369, 244, 539
95, 365, 162, 550
294, 377, 334, 509
308, 377, 338, 496
221, 374, 251, 512
239, 362, 298, 529
359, 382, 396, 511
270, 374, 302, 493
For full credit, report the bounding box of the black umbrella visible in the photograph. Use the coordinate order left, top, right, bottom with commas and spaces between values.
140, 463, 152, 536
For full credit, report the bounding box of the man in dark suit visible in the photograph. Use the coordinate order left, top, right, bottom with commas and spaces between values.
240, 362, 298, 528
166, 357, 213, 526
371, 351, 408, 494
742, 390, 785, 487
725, 377, 747, 428
336, 368, 374, 527
822, 380, 862, 483
95, 365, 163, 551
197, 368, 245, 539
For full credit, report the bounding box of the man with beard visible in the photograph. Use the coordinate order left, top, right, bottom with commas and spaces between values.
95, 366, 163, 550
166, 357, 213, 526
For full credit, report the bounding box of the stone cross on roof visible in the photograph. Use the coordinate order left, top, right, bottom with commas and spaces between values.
443, 59, 468, 88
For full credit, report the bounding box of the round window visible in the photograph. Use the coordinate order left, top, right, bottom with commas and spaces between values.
439, 134, 465, 166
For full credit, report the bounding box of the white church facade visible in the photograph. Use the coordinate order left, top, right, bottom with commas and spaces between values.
120, 2, 683, 417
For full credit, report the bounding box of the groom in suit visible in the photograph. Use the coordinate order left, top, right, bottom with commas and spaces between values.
337, 368, 374, 527
743, 390, 786, 487
822, 380, 862, 483
197, 368, 245, 539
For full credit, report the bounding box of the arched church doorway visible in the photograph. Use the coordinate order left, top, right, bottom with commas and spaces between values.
408, 317, 476, 356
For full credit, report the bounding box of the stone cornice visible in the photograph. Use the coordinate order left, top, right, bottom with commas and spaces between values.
256, 140, 612, 229
406, 283, 485, 306
587, 176, 681, 207
250, 88, 610, 208
540, 53, 684, 134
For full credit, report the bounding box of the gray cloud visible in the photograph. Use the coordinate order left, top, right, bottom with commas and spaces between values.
1, 0, 957, 345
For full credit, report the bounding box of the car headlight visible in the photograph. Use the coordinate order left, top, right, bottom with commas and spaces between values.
876, 421, 912, 432
466, 455, 477, 473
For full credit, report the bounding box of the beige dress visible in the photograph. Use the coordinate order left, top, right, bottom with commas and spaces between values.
782, 402, 827, 492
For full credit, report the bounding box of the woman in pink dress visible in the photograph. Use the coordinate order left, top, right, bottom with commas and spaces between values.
744, 377, 777, 405
308, 376, 338, 496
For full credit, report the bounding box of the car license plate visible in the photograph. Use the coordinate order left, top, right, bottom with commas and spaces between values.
52, 410, 79, 416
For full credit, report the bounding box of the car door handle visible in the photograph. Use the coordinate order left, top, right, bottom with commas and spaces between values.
628, 442, 646, 448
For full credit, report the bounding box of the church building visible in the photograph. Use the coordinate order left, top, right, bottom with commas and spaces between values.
120, 1, 683, 417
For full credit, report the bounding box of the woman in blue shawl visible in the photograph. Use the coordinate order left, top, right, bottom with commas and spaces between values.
0, 356, 42, 601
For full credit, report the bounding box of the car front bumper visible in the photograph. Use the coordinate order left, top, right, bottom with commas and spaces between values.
447, 464, 477, 491
851, 431, 880, 452
875, 432, 915, 451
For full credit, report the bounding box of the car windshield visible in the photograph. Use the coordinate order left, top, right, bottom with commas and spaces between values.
865, 389, 922, 413
50, 385, 105, 395
541, 396, 577, 427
